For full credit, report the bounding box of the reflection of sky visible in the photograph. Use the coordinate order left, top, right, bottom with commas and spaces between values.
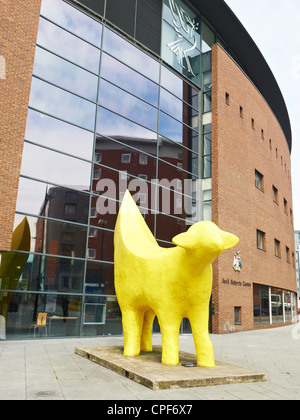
101, 53, 159, 106
33, 47, 98, 102
99, 80, 158, 132
37, 17, 100, 73
20, 143, 92, 188
40, 0, 102, 47
103, 27, 160, 83
97, 106, 157, 140
29, 78, 96, 131
25, 109, 94, 161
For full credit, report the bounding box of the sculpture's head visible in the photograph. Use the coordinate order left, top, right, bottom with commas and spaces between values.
172, 221, 239, 261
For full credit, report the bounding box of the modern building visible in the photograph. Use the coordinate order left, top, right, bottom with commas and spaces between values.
0, 0, 297, 340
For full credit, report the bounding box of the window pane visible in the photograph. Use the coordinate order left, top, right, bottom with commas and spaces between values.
25, 110, 94, 161
96, 106, 157, 142
37, 17, 100, 73
20, 143, 92, 190
33, 47, 98, 101
16, 178, 90, 224
101, 53, 159, 106
85, 261, 115, 294
103, 27, 159, 82
29, 78, 96, 130
99, 80, 158, 131
0, 252, 85, 293
0, 292, 82, 340
13, 214, 88, 258
41, 0, 102, 47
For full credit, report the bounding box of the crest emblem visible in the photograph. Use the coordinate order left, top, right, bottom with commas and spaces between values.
167, 0, 199, 76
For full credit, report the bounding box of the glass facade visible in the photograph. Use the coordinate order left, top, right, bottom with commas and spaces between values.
0, 0, 219, 340
253, 284, 297, 326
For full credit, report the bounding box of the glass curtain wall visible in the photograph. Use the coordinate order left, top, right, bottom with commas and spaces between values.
0, 0, 211, 339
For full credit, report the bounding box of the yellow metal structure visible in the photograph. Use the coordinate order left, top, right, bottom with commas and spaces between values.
114, 191, 239, 367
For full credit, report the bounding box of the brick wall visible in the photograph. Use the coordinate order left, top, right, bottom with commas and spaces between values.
211, 44, 297, 333
0, 0, 41, 251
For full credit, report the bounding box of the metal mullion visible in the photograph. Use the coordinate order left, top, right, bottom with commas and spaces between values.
15, 210, 89, 230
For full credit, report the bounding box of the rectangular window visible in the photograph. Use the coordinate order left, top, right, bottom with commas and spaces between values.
64, 204, 76, 216
121, 154, 131, 163
251, 118, 255, 130
275, 239, 281, 257
286, 247, 290, 263
257, 230, 265, 251
240, 106, 243, 118
283, 198, 288, 214
225, 92, 230, 105
261, 129, 264, 140
273, 185, 279, 204
255, 170, 264, 191
234, 307, 241, 325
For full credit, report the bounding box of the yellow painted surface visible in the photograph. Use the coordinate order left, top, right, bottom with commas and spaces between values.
114, 191, 239, 367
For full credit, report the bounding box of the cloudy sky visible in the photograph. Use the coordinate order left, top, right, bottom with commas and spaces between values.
225, 0, 300, 230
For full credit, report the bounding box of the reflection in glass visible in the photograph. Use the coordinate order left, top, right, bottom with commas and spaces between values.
40, 0, 102, 47
97, 106, 157, 141
14, 214, 88, 258
0, 292, 82, 339
33, 47, 98, 101
103, 27, 160, 83
21, 142, 92, 189
25, 109, 94, 160
29, 78, 96, 130
37, 17, 100, 73
0, 252, 85, 293
101, 53, 159, 106
99, 80, 158, 131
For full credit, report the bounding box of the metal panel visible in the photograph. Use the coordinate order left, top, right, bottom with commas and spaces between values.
75, 0, 105, 16
106, 0, 136, 37
136, 0, 162, 55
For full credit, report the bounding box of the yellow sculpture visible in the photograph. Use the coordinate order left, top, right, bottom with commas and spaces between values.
0, 217, 30, 324
114, 191, 239, 367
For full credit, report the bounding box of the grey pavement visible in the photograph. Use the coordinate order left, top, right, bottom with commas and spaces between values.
1, 323, 300, 400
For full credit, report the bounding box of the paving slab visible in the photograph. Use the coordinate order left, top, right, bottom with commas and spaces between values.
75, 345, 267, 390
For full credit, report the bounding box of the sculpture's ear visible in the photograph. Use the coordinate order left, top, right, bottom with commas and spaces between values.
172, 231, 193, 249
221, 231, 239, 250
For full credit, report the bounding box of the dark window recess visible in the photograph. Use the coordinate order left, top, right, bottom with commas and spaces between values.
75, 0, 105, 17
136, 0, 162, 55
106, 0, 136, 37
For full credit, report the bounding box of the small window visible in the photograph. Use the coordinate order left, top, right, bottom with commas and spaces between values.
64, 204, 76, 216
121, 154, 131, 163
240, 106, 243, 118
139, 154, 148, 165
286, 247, 290, 263
255, 170, 264, 191
95, 153, 102, 163
251, 118, 255, 130
65, 191, 78, 201
93, 170, 100, 180
261, 129, 264, 140
276, 148, 278, 158
275, 239, 281, 257
283, 198, 288, 214
269, 139, 272, 149
272, 186, 278, 204
225, 92, 230, 105
234, 307, 241, 325
257, 230, 266, 251
87, 248, 96, 259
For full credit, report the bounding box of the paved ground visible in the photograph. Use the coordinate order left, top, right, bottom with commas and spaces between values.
1, 323, 300, 400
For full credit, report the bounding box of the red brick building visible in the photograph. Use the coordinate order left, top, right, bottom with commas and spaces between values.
0, 0, 297, 339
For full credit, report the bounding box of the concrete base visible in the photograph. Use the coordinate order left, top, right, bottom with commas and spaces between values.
75, 345, 267, 390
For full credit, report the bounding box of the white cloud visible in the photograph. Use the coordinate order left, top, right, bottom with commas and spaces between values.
226, 0, 300, 229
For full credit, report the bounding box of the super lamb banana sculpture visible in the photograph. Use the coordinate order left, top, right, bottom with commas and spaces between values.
114, 190, 239, 367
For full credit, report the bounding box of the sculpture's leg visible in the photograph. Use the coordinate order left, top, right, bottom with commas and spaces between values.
140, 309, 155, 352
122, 309, 143, 357
159, 315, 181, 366
189, 305, 215, 368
